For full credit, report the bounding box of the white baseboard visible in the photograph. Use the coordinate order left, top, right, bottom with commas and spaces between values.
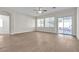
77, 36, 79, 40
10, 28, 35, 35
10, 33, 15, 35
10, 31, 34, 35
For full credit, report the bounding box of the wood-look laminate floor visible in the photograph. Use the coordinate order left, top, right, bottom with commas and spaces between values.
0, 32, 79, 52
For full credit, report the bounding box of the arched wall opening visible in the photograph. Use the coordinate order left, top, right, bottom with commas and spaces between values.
0, 11, 11, 34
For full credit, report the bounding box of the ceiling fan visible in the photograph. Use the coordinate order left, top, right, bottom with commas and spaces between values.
33, 7, 47, 14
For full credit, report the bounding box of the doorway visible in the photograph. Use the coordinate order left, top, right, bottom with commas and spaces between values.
58, 16, 72, 35
0, 15, 10, 34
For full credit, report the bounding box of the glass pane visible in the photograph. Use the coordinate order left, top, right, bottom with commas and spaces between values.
40, 19, 44, 27
49, 17, 55, 27
37, 19, 41, 27
37, 19, 44, 27
0, 19, 3, 27
63, 16, 72, 34
45, 18, 49, 27
58, 17, 64, 33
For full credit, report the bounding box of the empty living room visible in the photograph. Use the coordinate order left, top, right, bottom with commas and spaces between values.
0, 7, 79, 52
1, 0, 79, 59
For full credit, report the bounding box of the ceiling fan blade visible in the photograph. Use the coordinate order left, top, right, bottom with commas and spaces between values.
43, 10, 47, 11
52, 7, 56, 9
33, 9, 38, 11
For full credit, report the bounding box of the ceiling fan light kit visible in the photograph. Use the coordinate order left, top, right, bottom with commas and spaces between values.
34, 7, 56, 14
34, 7, 47, 14
38, 10, 43, 14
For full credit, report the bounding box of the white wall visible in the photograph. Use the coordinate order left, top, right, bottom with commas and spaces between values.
36, 8, 77, 36
77, 8, 79, 39
14, 12, 35, 34
0, 7, 35, 34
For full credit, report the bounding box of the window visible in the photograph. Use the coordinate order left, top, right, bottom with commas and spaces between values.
0, 19, 3, 27
45, 18, 49, 27
45, 17, 55, 27
49, 17, 55, 27
40, 19, 44, 27
37, 19, 44, 27
37, 19, 40, 27
37, 17, 55, 28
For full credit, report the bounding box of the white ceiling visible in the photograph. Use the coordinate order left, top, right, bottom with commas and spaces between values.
6, 7, 73, 17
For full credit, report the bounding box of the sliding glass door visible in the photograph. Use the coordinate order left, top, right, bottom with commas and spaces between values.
58, 16, 72, 35
63, 17, 72, 34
